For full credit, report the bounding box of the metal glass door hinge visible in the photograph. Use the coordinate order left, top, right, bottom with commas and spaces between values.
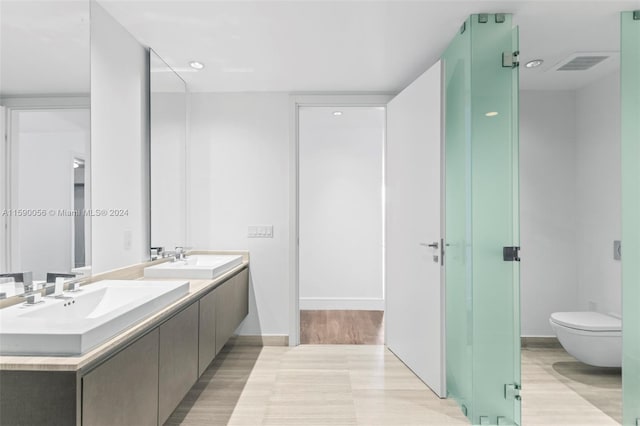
504, 383, 521, 400
502, 51, 520, 68
503, 246, 521, 262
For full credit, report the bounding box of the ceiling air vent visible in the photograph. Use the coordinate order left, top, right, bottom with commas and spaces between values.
556, 55, 609, 71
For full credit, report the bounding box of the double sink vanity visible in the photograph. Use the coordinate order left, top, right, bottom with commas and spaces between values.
0, 252, 249, 426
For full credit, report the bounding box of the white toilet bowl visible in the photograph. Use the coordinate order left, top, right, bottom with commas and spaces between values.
549, 311, 621, 368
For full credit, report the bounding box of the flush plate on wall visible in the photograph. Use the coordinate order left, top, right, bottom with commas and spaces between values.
248, 225, 273, 238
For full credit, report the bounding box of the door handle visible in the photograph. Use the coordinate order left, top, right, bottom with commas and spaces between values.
420, 242, 440, 263
419, 242, 439, 249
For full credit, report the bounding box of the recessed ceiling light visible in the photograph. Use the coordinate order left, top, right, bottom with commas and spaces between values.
189, 61, 205, 70
525, 59, 544, 68
485, 111, 499, 117
333, 111, 343, 116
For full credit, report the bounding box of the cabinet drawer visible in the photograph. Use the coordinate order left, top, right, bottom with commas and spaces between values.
198, 289, 217, 376
82, 330, 159, 426
158, 302, 199, 424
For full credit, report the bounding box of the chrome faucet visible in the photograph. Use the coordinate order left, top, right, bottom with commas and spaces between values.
44, 273, 76, 297
174, 247, 192, 261
175, 247, 186, 261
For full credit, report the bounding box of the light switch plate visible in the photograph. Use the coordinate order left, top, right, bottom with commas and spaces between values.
123, 230, 132, 250
248, 225, 273, 238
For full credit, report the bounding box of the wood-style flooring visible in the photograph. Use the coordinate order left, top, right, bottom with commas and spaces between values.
300, 310, 384, 345
166, 345, 622, 425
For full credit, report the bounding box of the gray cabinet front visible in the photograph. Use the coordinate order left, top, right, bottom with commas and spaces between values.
158, 302, 199, 424
215, 269, 249, 354
198, 289, 217, 376
82, 329, 159, 426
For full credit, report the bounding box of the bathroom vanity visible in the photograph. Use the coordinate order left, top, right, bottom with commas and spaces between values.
0, 253, 249, 426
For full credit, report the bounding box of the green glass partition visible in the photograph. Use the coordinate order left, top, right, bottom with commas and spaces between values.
444, 17, 472, 417
443, 14, 521, 426
621, 11, 640, 426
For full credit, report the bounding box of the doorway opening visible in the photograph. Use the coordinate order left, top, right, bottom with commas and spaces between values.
297, 106, 385, 345
5, 108, 90, 281
519, 19, 623, 426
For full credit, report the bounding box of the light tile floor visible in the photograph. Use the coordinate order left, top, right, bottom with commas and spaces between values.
521, 347, 621, 426
166, 344, 621, 426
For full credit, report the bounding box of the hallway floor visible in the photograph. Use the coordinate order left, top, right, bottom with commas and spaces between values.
166, 344, 622, 426
300, 310, 384, 345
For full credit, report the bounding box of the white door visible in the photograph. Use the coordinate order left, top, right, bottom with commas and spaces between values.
385, 61, 444, 396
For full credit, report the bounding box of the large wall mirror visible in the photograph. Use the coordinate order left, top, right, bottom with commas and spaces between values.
150, 49, 187, 253
1, 0, 91, 291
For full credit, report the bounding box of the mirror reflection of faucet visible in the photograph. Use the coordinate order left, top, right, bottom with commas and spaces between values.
0, 272, 38, 302
150, 246, 164, 260
44, 273, 77, 297
44, 278, 65, 298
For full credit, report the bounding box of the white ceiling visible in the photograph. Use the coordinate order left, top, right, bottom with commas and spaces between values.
1, 1, 638, 96
0, 0, 90, 97
99, 0, 640, 93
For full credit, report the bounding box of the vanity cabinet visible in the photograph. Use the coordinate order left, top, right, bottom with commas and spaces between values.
216, 268, 249, 354
198, 289, 217, 376
82, 329, 160, 426
0, 265, 249, 426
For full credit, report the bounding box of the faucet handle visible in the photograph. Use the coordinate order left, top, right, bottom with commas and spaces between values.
23, 292, 43, 304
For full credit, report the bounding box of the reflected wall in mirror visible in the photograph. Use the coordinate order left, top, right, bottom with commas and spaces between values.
0, 0, 91, 287
150, 49, 187, 253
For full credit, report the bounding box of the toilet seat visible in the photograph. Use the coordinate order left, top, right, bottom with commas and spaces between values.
550, 312, 621, 332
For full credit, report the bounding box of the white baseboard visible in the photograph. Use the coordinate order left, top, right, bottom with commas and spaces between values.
299, 297, 384, 311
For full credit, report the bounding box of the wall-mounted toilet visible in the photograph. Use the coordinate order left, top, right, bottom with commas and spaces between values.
549, 312, 621, 368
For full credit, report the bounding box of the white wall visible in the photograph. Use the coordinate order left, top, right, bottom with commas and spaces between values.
188, 93, 290, 336
90, 3, 149, 274
520, 90, 579, 336
298, 106, 384, 310
520, 72, 622, 336
575, 71, 621, 316
13, 110, 89, 280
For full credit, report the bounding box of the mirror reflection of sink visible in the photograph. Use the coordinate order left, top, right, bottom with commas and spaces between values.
144, 255, 243, 279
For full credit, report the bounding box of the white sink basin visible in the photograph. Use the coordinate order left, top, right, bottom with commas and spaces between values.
0, 279, 189, 356
144, 255, 243, 279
